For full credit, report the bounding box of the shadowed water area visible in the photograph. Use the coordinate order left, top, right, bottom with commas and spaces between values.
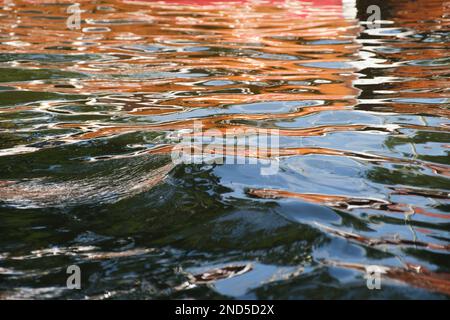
0, 0, 449, 299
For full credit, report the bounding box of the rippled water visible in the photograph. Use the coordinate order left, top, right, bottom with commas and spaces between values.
0, 0, 449, 299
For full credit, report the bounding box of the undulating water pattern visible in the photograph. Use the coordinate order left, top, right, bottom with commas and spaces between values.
0, 0, 449, 299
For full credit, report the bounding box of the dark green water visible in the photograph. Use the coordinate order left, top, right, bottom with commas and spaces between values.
0, 0, 449, 299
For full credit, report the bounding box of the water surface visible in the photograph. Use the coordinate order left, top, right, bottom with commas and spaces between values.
0, 0, 449, 299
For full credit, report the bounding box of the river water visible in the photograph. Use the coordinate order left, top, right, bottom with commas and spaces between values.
0, 0, 449, 299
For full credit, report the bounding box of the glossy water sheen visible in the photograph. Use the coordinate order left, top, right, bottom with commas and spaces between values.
0, 0, 449, 299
